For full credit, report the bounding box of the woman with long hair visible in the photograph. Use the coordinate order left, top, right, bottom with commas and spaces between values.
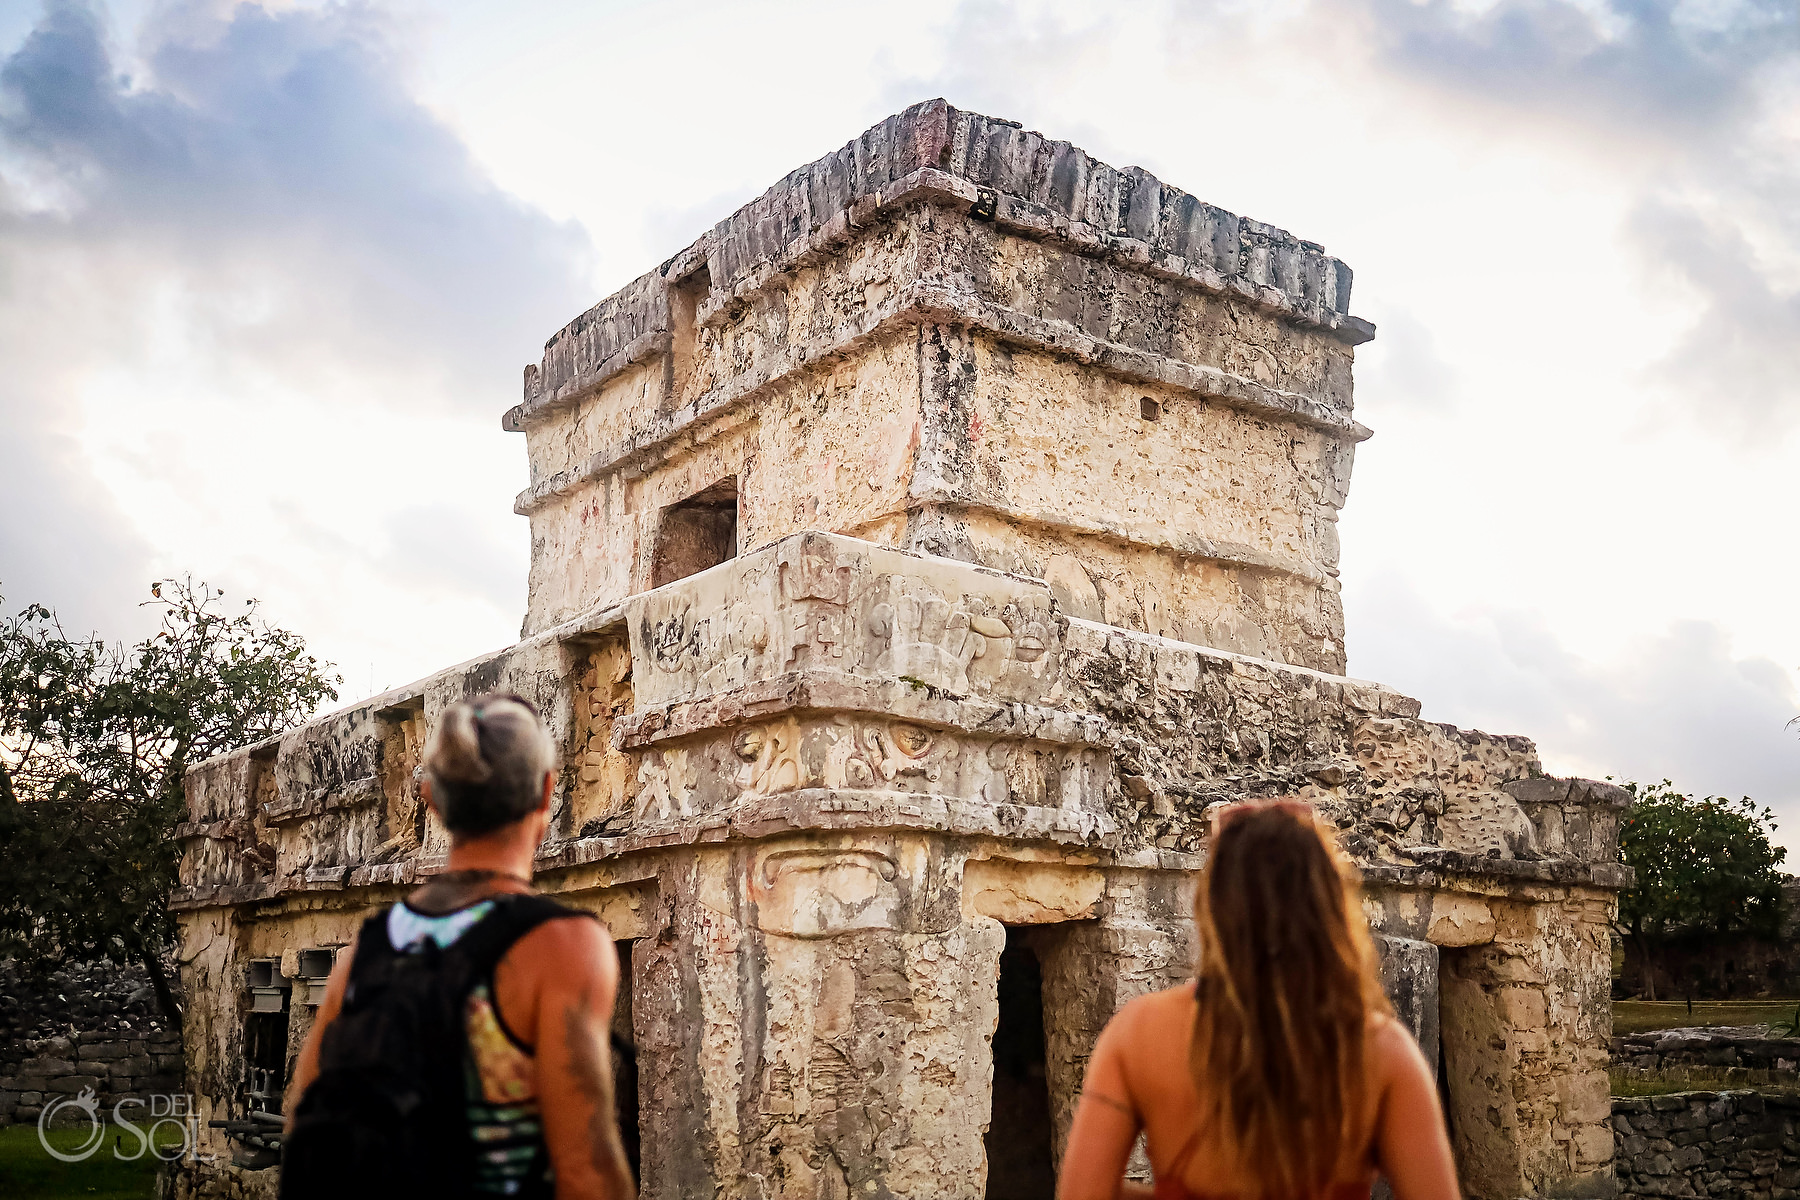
1056, 801, 1459, 1200
284, 693, 635, 1199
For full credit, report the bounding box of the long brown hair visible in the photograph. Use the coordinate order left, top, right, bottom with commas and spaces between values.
1189, 801, 1390, 1199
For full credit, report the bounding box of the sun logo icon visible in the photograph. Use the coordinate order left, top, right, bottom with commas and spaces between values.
38, 1084, 106, 1163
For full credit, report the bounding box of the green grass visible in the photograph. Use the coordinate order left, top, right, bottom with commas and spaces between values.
1607, 1068, 1784, 1097
1613, 999, 1800, 1036
1610, 1073, 1713, 1098
0, 1122, 181, 1199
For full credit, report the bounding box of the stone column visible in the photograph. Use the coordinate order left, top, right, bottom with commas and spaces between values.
633, 834, 1006, 1200
1438, 888, 1616, 1200
1374, 933, 1441, 1078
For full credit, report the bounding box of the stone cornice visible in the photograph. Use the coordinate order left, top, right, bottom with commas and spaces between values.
507, 99, 1376, 434
506, 203, 1374, 442
170, 832, 1625, 913
612, 669, 1112, 751
512, 276, 1367, 511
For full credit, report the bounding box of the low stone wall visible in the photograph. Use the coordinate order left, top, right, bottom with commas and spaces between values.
1615, 1029, 1800, 1090
1613, 1090, 1800, 1198
163, 1159, 278, 1200
0, 957, 184, 1125
1, 1030, 186, 1125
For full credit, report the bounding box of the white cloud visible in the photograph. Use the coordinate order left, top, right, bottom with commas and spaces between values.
1346, 569, 1800, 842
0, 0, 591, 675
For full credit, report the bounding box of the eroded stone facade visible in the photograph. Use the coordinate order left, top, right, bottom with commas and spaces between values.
171, 101, 1628, 1200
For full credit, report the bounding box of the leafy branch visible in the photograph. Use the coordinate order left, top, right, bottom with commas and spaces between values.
0, 579, 338, 1026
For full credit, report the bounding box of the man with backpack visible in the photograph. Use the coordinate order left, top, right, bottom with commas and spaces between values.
282, 693, 636, 1200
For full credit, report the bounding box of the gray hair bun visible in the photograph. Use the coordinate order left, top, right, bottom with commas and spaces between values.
424, 693, 555, 836
425, 702, 493, 786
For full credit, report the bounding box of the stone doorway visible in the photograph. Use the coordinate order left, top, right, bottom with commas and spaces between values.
986, 926, 1057, 1200
1439, 944, 1523, 1200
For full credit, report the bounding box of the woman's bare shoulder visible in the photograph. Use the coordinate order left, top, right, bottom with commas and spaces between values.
1103, 983, 1196, 1048
1365, 1012, 1431, 1081
1126, 982, 1197, 1017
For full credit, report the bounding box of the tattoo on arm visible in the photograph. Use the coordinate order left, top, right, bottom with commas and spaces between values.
565, 985, 634, 1195
1084, 1089, 1138, 1119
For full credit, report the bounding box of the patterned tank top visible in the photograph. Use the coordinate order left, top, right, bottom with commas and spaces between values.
387, 900, 546, 1196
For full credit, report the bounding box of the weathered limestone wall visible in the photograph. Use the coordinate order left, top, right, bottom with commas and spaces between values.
1613, 1091, 1800, 1199
173, 103, 1629, 1200
175, 533, 1627, 1199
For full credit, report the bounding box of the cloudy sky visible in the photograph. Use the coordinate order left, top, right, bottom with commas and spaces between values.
3, 0, 1797, 844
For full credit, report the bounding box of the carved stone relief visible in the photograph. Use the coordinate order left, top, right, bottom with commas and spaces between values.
635, 747, 698, 823
732, 718, 806, 802
779, 531, 855, 606
698, 603, 771, 694
780, 532, 856, 673
624, 534, 1072, 715
820, 718, 949, 790
869, 583, 994, 696
749, 846, 901, 937
624, 711, 1102, 832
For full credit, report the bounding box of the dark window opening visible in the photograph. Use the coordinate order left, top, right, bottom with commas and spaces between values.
244, 1009, 290, 1117
651, 477, 738, 588
1140, 396, 1162, 421
612, 938, 641, 1188
1436, 1028, 1455, 1146
986, 928, 1056, 1200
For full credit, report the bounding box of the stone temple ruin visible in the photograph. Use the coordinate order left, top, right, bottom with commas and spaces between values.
172, 100, 1631, 1199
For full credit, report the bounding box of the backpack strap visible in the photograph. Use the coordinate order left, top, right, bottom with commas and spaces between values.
339, 906, 407, 1010
446, 892, 595, 977
343, 894, 593, 1010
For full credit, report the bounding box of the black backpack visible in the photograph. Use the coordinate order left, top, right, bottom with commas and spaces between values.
280, 893, 588, 1200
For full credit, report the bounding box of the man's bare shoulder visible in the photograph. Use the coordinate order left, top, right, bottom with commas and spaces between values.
509, 911, 615, 988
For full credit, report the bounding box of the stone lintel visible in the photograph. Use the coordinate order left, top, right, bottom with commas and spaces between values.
170, 846, 1625, 915
171, 818, 1628, 915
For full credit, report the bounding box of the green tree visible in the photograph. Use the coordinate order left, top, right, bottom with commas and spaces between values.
0, 580, 338, 1026
1617, 779, 1787, 1000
